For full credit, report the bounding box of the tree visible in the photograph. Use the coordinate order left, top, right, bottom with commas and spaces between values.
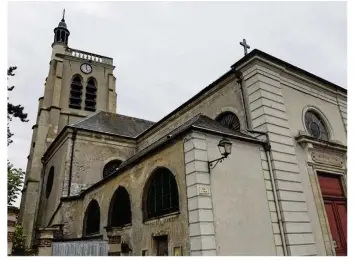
11, 223, 27, 256
8, 66, 28, 146
8, 161, 24, 206
7, 66, 28, 205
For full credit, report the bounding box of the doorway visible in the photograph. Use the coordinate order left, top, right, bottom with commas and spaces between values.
317, 172, 347, 256
154, 235, 168, 256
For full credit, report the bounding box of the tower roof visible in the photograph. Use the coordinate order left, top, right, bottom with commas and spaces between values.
56, 9, 68, 30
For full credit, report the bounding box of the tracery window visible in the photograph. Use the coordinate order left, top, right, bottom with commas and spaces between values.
108, 186, 132, 227
144, 167, 179, 220
103, 160, 122, 178
304, 110, 329, 141
83, 200, 100, 236
69, 75, 83, 109
215, 112, 240, 131
85, 78, 97, 112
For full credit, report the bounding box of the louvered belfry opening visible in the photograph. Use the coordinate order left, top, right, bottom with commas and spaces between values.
215, 111, 240, 131
145, 167, 179, 220
85, 78, 97, 112
83, 200, 100, 236
69, 75, 83, 109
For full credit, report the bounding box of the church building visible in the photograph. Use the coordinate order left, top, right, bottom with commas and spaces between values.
18, 13, 347, 256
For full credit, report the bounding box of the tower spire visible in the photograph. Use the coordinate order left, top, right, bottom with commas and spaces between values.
52, 10, 70, 47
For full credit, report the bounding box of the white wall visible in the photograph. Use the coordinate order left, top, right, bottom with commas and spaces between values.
207, 135, 276, 255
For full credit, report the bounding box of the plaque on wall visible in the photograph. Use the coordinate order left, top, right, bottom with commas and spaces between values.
173, 246, 182, 256
311, 152, 344, 167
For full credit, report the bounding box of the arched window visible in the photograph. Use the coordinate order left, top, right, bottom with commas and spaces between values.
144, 167, 179, 220
215, 112, 240, 131
69, 75, 83, 109
103, 160, 122, 178
108, 186, 132, 227
304, 110, 329, 141
85, 78, 97, 112
46, 166, 54, 198
83, 200, 100, 236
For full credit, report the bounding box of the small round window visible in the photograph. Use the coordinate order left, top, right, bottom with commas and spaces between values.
46, 166, 54, 198
304, 110, 329, 141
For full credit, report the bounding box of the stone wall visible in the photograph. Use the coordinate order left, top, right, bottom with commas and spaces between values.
56, 137, 189, 256
137, 73, 247, 151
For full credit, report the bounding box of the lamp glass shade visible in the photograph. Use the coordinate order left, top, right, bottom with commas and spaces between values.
218, 138, 232, 157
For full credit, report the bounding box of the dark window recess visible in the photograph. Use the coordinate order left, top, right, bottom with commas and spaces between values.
46, 166, 54, 198
304, 110, 329, 141
108, 186, 132, 227
69, 75, 83, 109
215, 111, 240, 131
85, 78, 97, 112
154, 235, 169, 256
32, 142, 35, 148
103, 160, 122, 178
83, 200, 100, 236
146, 168, 179, 220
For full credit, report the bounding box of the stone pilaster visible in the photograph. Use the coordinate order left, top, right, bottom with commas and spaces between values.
106, 227, 122, 256
245, 71, 317, 255
184, 132, 216, 256
37, 227, 60, 256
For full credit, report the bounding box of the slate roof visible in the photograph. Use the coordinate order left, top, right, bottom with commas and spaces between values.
81, 114, 262, 195
70, 111, 155, 138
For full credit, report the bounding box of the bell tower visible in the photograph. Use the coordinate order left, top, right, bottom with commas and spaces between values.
19, 10, 117, 248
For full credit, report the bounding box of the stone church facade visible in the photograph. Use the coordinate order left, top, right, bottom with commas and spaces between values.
19, 13, 347, 256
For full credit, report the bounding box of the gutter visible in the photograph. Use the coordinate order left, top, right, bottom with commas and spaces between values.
247, 129, 288, 256
67, 129, 77, 197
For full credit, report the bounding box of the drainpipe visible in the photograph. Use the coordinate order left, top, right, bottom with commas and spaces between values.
247, 129, 288, 256
68, 129, 77, 197
234, 70, 253, 130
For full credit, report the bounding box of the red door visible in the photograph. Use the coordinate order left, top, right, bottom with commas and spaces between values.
318, 173, 347, 256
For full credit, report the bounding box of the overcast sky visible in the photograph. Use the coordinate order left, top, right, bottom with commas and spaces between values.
7, 1, 346, 206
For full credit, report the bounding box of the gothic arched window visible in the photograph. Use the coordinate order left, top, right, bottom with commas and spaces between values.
108, 186, 132, 227
304, 110, 329, 141
143, 167, 179, 220
85, 78, 97, 112
215, 112, 240, 131
103, 160, 122, 178
69, 75, 83, 109
46, 166, 54, 198
83, 200, 100, 236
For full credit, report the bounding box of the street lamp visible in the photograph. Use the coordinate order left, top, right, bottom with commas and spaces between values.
208, 138, 232, 170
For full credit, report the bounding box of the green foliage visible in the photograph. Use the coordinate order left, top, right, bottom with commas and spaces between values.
8, 161, 24, 206
7, 66, 28, 146
11, 223, 27, 256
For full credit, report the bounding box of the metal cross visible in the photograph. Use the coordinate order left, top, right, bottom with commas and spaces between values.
62, 9, 66, 20
240, 38, 250, 56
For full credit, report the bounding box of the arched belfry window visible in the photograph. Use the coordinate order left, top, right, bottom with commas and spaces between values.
83, 200, 100, 236
216, 111, 240, 131
304, 110, 329, 141
143, 167, 179, 220
108, 186, 132, 227
69, 75, 83, 109
46, 166, 54, 199
85, 78, 97, 112
103, 160, 122, 178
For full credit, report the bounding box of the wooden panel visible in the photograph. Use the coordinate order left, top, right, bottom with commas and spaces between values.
324, 202, 343, 250
318, 174, 344, 197
336, 202, 347, 243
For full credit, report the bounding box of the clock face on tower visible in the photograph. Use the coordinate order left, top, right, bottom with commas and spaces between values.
80, 63, 92, 74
